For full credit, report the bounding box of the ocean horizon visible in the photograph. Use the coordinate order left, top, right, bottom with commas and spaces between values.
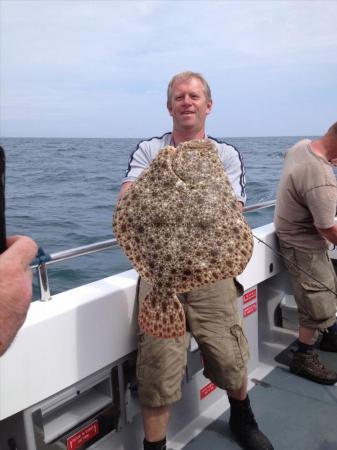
0, 135, 316, 299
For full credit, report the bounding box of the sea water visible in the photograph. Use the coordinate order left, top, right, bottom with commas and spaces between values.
0, 136, 313, 298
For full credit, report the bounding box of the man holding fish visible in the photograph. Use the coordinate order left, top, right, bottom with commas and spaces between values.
117, 71, 273, 450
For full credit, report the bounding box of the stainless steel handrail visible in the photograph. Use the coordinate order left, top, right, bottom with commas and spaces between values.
243, 199, 276, 213
33, 199, 276, 301
32, 239, 118, 301
31, 239, 118, 269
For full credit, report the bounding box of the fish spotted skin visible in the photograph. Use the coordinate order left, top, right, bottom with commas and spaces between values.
113, 139, 253, 338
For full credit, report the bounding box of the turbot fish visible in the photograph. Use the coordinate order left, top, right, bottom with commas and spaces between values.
113, 139, 253, 338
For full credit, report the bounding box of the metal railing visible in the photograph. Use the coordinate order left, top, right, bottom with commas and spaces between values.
242, 199, 276, 213
32, 199, 276, 302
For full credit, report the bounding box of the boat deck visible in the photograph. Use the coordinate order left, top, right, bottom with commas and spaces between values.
182, 343, 337, 450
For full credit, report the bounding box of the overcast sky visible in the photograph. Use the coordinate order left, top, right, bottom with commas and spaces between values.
1, 0, 337, 138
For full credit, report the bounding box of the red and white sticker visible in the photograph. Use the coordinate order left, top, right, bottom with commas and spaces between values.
200, 382, 217, 400
243, 288, 257, 304
67, 420, 99, 450
243, 302, 257, 317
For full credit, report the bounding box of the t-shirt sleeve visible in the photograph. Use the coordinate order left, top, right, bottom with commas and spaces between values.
305, 185, 337, 229
222, 147, 247, 204
123, 142, 150, 183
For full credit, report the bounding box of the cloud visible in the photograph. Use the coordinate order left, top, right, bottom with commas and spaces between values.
1, 0, 337, 137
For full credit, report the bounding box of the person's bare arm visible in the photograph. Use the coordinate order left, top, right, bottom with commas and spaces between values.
317, 223, 337, 245
0, 235, 38, 356
118, 182, 133, 202
237, 201, 244, 212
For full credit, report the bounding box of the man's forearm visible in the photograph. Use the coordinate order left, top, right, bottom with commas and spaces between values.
0, 236, 37, 356
0, 306, 26, 356
117, 181, 133, 202
237, 201, 244, 212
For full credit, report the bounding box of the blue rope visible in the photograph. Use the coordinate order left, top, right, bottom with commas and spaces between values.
32, 246, 52, 266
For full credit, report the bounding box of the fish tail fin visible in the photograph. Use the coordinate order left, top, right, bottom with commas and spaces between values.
138, 288, 185, 338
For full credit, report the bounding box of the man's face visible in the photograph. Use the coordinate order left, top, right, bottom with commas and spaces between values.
167, 77, 212, 133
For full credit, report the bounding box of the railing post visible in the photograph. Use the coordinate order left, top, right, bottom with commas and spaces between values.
37, 263, 52, 302
31, 239, 118, 302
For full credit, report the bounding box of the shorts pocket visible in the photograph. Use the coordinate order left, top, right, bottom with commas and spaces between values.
299, 252, 337, 321
230, 324, 249, 369
301, 279, 337, 321
136, 332, 145, 383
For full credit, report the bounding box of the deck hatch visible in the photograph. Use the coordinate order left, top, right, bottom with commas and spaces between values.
39, 385, 111, 443
22, 366, 120, 449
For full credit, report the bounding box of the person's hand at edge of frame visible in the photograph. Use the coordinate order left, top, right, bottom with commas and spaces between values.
0, 235, 38, 356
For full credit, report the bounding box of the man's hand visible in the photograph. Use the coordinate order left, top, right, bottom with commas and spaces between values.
237, 201, 244, 212
317, 224, 337, 246
117, 182, 133, 202
0, 235, 38, 356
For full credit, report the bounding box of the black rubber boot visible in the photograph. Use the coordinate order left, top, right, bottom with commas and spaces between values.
228, 396, 274, 450
143, 437, 166, 450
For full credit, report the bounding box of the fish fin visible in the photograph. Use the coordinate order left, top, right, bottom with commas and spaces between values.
139, 289, 185, 338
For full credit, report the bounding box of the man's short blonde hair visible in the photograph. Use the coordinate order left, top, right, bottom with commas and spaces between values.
167, 71, 212, 107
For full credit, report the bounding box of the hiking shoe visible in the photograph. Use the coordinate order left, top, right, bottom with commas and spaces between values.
319, 331, 337, 352
229, 396, 274, 450
290, 351, 337, 385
